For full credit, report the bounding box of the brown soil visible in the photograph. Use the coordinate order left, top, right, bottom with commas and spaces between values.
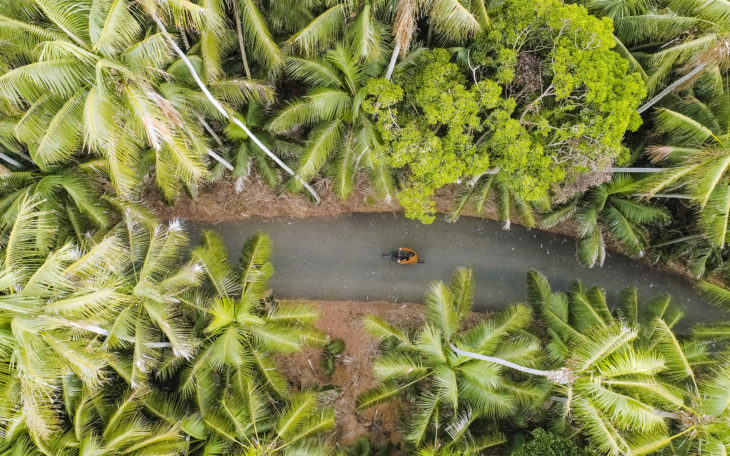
145, 175, 576, 237
273, 299, 488, 452
273, 299, 421, 452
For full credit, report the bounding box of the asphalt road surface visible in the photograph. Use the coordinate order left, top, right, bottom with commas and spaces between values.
187, 213, 722, 329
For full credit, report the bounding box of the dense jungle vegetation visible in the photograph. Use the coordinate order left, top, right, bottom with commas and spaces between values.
0, 0, 729, 454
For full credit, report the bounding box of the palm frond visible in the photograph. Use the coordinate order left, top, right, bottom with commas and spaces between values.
89, 0, 142, 55
347, 4, 383, 63
696, 280, 730, 311
449, 267, 473, 321
372, 353, 429, 381
363, 315, 412, 346
285, 57, 343, 89
239, 0, 283, 70
424, 281, 458, 339
651, 317, 695, 381
568, 325, 637, 373
430, 0, 482, 41
356, 384, 402, 409
286, 4, 345, 56
292, 119, 345, 186
404, 394, 439, 446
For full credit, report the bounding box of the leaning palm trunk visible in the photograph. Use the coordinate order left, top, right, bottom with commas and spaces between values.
385, 42, 401, 80
150, 13, 321, 203
0, 151, 22, 168
638, 62, 708, 114
611, 167, 665, 172
233, 2, 252, 79
385, 0, 417, 80
450, 344, 576, 384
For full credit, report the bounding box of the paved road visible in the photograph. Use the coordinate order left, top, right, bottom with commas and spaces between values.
188, 213, 722, 330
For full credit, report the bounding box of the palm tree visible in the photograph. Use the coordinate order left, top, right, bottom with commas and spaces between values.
582, 0, 730, 111
144, 4, 324, 203
191, 387, 336, 455
358, 268, 542, 450
383, 0, 488, 80
448, 174, 549, 229
178, 230, 326, 400
102, 213, 202, 389
637, 0, 730, 113
0, 0, 216, 200
0, 387, 190, 456
641, 93, 730, 247
0, 166, 112, 245
454, 271, 685, 455
519, 270, 726, 455
0, 196, 127, 440
1, 389, 190, 456
542, 174, 671, 267
267, 45, 395, 200
135, 230, 334, 454
623, 294, 730, 455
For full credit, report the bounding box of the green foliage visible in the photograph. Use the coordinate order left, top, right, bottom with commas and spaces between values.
0, 196, 125, 440
523, 270, 730, 456
449, 174, 551, 228
358, 267, 541, 450
339, 436, 391, 456
472, 0, 646, 181
511, 429, 592, 456
0, 167, 112, 246
641, 93, 730, 248
0, 196, 333, 453
0, 0, 222, 200
365, 0, 645, 223
322, 338, 346, 376
542, 174, 671, 267
267, 45, 395, 201
364, 50, 497, 222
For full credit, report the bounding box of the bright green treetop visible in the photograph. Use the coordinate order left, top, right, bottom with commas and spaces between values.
363, 50, 498, 223
471, 0, 646, 173
473, 0, 646, 182
365, 0, 645, 223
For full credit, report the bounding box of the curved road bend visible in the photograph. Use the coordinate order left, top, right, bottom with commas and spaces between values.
188, 213, 722, 330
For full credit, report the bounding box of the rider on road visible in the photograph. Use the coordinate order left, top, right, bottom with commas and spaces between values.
398, 248, 417, 264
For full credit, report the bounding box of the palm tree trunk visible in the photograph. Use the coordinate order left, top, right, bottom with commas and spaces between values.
197, 114, 235, 171
233, 2, 252, 79
611, 167, 665, 172
467, 168, 500, 187
0, 151, 22, 168
450, 344, 575, 384
150, 14, 321, 203
63, 319, 172, 348
385, 41, 401, 81
637, 193, 693, 199
638, 62, 708, 114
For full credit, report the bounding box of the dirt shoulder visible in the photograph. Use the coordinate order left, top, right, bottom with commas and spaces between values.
273, 299, 489, 453
144, 175, 576, 236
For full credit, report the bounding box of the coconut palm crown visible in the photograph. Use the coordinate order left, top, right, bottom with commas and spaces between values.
358, 268, 545, 450
542, 174, 671, 267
